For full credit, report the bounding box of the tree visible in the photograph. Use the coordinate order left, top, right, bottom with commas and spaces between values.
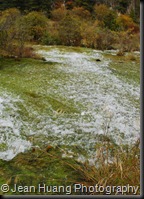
116, 0, 131, 14
71, 6, 91, 20
128, 0, 140, 23
116, 14, 135, 30
0, 0, 53, 15
14, 16, 32, 58
94, 4, 109, 22
95, 28, 117, 50
58, 13, 82, 46
116, 30, 140, 52
0, 8, 21, 55
23, 11, 48, 41
51, 6, 67, 21
80, 21, 98, 48
103, 10, 118, 30
94, 4, 118, 30
73, 0, 96, 12
0, 8, 20, 31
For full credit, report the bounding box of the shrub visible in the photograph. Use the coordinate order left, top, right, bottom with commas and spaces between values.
125, 54, 137, 61
95, 28, 117, 50
116, 50, 125, 56
116, 31, 140, 52
80, 21, 98, 48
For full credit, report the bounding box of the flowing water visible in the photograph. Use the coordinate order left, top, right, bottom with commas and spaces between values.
0, 46, 140, 162
0, 92, 31, 160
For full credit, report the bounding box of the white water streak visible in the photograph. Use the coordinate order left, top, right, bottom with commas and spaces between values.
0, 92, 31, 160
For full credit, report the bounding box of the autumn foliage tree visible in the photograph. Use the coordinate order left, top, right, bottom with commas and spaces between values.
116, 30, 140, 52
116, 14, 139, 33
80, 21, 98, 48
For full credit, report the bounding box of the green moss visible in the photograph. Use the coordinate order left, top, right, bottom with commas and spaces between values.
102, 53, 140, 109
0, 143, 8, 151
103, 53, 140, 85
0, 57, 79, 119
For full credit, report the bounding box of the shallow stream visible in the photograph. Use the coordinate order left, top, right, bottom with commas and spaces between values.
0, 46, 140, 162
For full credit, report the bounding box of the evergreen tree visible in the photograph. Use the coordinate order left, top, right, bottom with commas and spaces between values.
74, 0, 96, 12
0, 0, 15, 10
116, 0, 131, 14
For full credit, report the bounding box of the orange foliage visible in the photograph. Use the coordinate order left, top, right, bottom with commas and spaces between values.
116, 14, 136, 30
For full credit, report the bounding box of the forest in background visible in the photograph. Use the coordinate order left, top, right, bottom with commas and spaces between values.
0, 0, 140, 58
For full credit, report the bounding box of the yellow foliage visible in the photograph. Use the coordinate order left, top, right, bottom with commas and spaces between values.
51, 7, 67, 21
72, 6, 91, 20
116, 14, 134, 30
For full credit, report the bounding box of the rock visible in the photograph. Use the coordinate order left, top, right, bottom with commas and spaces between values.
96, 58, 101, 62
41, 57, 47, 61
